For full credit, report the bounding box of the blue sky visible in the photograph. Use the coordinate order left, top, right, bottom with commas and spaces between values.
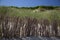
0, 0, 60, 7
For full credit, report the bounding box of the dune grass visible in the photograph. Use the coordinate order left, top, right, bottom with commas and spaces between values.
0, 6, 60, 21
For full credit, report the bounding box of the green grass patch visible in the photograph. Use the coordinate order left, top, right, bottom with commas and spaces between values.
0, 6, 60, 21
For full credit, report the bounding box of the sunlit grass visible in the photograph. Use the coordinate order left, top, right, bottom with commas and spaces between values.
0, 6, 60, 21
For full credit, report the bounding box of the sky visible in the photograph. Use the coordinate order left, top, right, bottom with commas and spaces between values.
0, 0, 60, 7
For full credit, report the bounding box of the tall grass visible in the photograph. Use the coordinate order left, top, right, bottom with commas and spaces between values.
0, 6, 60, 37
0, 6, 60, 21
